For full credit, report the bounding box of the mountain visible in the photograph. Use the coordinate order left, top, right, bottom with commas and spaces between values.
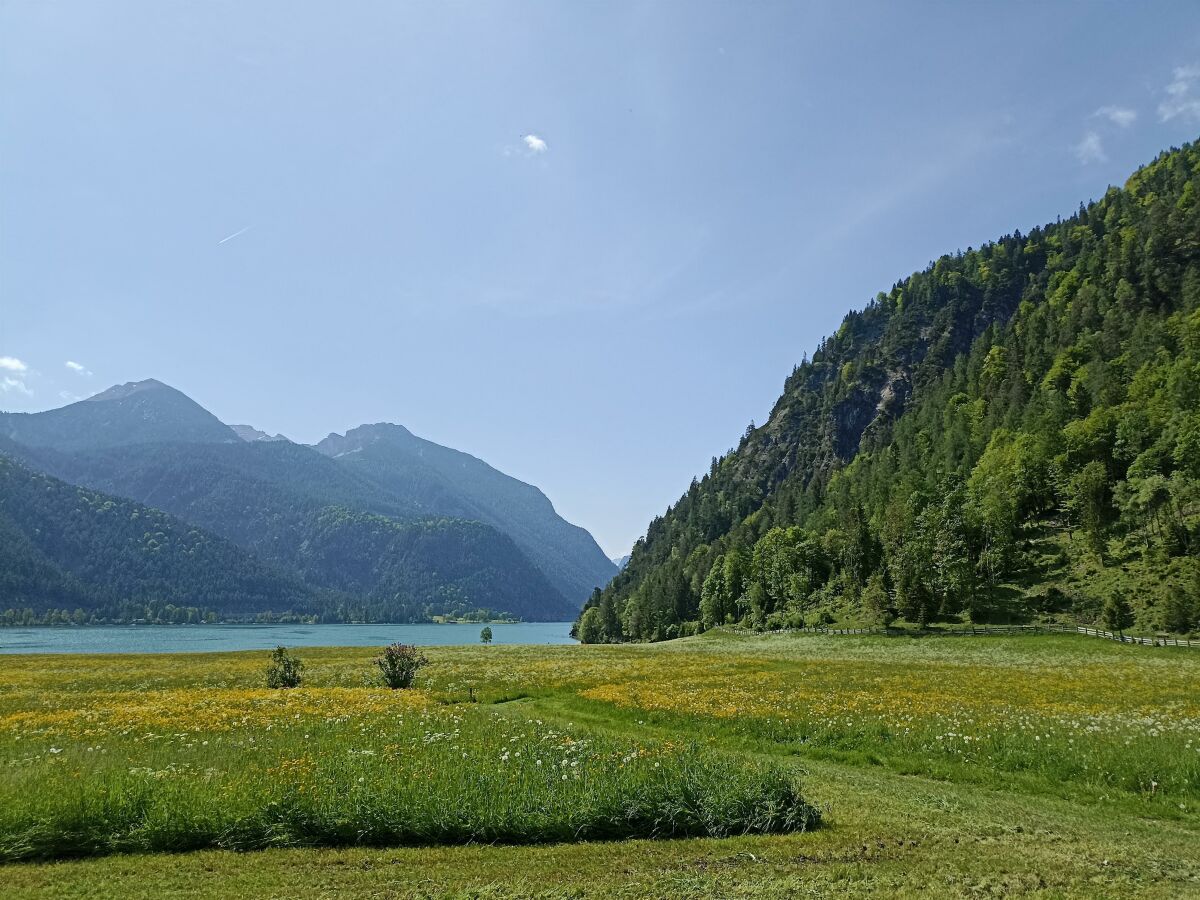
231, 424, 289, 442
1, 387, 601, 622
578, 139, 1200, 643
315, 424, 616, 602
0, 379, 238, 451
6, 437, 577, 623
0, 452, 321, 623
612, 555, 631, 571
276, 508, 572, 622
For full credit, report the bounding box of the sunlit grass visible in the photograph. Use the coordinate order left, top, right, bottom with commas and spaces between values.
0, 678, 815, 861
1, 629, 1196, 870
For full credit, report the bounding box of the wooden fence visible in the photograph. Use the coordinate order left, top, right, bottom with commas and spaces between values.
760, 623, 1200, 648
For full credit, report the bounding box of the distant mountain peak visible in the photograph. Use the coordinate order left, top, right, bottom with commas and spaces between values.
231, 424, 290, 443
345, 422, 415, 441
316, 423, 415, 455
86, 378, 172, 403
0, 377, 238, 451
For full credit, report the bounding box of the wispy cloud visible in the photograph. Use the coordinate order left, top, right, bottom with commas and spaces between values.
1159, 65, 1200, 122
217, 225, 252, 245
1074, 131, 1106, 165
1094, 106, 1137, 128
1, 376, 31, 396
0, 356, 27, 373
523, 134, 548, 154
65, 360, 92, 376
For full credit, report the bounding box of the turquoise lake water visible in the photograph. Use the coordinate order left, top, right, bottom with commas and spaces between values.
0, 622, 575, 654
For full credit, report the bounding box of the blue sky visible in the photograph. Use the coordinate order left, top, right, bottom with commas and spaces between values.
3, 2, 1200, 556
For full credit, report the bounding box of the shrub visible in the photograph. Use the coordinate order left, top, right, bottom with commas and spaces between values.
480, 626, 493, 644
1102, 591, 1135, 635
376, 643, 428, 689
265, 646, 302, 689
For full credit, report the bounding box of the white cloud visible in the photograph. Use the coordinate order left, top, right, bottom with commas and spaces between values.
1094, 106, 1137, 128
65, 360, 92, 376
0, 356, 27, 372
1159, 65, 1200, 122
1074, 131, 1106, 164
523, 134, 548, 153
1, 376, 31, 396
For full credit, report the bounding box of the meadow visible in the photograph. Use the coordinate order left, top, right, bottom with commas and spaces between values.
3, 631, 1200, 898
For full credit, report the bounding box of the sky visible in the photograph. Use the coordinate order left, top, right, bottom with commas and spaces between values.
3, 2, 1200, 557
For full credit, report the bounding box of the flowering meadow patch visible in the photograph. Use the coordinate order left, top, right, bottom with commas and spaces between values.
569, 638, 1200, 799
0, 658, 815, 861
0, 631, 1195, 864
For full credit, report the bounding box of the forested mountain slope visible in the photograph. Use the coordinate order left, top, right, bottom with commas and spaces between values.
5, 438, 577, 623
0, 453, 321, 623
579, 139, 1200, 643
317, 424, 616, 603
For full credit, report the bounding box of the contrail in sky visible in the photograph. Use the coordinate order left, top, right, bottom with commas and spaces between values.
217, 226, 251, 245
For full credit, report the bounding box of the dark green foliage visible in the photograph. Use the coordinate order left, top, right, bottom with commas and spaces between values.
1160, 577, 1200, 634
0, 455, 319, 618
316, 424, 616, 603
298, 509, 570, 622
480, 626, 493, 644
0, 449, 565, 624
375, 643, 428, 689
0, 604, 221, 627
1101, 592, 1135, 635
265, 646, 303, 688
580, 139, 1200, 642
4, 438, 578, 623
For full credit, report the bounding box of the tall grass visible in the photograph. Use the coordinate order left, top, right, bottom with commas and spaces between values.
0, 704, 817, 861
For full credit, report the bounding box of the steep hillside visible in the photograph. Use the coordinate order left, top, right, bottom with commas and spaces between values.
8, 439, 576, 622
579, 139, 1200, 642
0, 379, 237, 451
287, 509, 575, 622
0, 453, 320, 623
317, 424, 616, 603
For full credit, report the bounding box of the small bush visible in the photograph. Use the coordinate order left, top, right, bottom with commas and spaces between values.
265, 646, 302, 689
376, 643, 428, 689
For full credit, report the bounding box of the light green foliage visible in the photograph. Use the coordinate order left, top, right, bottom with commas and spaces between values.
583, 140, 1200, 642
577, 607, 603, 644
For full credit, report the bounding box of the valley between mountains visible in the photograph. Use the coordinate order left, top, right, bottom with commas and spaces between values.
0, 380, 615, 625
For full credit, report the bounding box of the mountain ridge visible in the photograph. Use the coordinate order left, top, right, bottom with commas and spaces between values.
0, 378, 239, 451
315, 423, 616, 602
2, 384, 610, 622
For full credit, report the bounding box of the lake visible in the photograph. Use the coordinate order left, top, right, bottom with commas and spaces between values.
0, 622, 576, 655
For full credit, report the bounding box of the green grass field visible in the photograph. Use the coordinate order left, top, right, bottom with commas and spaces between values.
3, 631, 1199, 898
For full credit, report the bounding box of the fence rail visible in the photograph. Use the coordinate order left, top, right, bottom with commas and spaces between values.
757, 623, 1200, 648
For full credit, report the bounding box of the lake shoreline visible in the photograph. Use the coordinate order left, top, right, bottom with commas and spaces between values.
0, 621, 577, 655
